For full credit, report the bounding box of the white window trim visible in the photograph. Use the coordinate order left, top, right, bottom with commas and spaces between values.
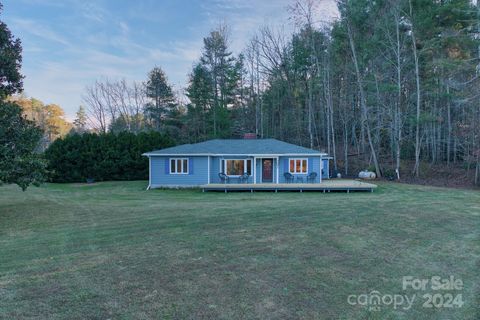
222, 158, 252, 177
288, 158, 308, 174
170, 158, 189, 174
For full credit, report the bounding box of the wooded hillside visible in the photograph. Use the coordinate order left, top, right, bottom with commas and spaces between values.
80, 0, 480, 185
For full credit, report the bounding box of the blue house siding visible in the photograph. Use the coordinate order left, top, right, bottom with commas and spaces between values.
322, 159, 330, 179
278, 156, 322, 183
210, 156, 220, 183
255, 159, 262, 183
150, 156, 209, 187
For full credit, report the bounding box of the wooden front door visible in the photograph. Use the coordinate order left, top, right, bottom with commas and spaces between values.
262, 159, 273, 182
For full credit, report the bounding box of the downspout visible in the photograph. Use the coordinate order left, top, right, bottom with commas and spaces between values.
146, 156, 151, 190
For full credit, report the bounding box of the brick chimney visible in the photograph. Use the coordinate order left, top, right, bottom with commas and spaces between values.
243, 133, 257, 139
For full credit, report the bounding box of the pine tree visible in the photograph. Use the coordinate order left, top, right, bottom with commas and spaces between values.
144, 67, 175, 131
186, 63, 213, 141
73, 106, 88, 134
199, 25, 236, 137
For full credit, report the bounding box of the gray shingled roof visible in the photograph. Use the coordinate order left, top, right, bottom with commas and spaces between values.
143, 139, 326, 156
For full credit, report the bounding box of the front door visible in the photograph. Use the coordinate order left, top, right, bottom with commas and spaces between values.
262, 159, 273, 182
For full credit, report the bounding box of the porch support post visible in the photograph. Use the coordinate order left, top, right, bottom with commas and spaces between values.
207, 156, 211, 184
276, 157, 279, 184
319, 156, 322, 183
253, 157, 257, 184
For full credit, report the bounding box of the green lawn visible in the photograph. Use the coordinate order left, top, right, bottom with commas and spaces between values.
0, 181, 479, 319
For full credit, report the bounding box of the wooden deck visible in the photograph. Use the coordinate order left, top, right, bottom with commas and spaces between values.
201, 179, 377, 193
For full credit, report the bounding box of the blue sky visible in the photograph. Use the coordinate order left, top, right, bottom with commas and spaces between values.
3, 0, 337, 119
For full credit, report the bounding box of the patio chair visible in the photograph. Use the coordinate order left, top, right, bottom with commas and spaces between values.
307, 172, 317, 183
239, 173, 250, 184
283, 172, 294, 183
219, 172, 229, 184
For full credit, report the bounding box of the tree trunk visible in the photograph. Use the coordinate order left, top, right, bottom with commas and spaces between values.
326, 67, 337, 171
446, 83, 452, 165
395, 12, 402, 180
410, 0, 422, 178
346, 22, 382, 178
344, 121, 348, 176
475, 153, 479, 186
308, 74, 314, 149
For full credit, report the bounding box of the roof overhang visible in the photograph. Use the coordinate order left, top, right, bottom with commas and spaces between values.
143, 153, 328, 157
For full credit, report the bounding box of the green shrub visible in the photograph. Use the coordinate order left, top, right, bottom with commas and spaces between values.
383, 168, 396, 180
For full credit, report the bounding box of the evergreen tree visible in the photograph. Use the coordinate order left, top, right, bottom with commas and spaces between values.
144, 67, 175, 130
186, 63, 213, 141
0, 4, 46, 190
199, 25, 236, 137
73, 105, 88, 134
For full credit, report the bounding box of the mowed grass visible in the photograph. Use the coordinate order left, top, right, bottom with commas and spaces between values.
0, 181, 479, 319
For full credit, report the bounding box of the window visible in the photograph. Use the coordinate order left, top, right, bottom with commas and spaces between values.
289, 158, 307, 174
221, 159, 252, 176
170, 158, 188, 174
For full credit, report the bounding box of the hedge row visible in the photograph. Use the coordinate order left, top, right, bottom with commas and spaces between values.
45, 131, 174, 182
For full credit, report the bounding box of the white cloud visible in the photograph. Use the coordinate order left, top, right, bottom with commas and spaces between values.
78, 1, 109, 24
10, 18, 70, 46
9, 0, 339, 119
199, 0, 339, 54
12, 0, 67, 7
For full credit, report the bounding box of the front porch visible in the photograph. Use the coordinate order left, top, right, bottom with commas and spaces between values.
210, 155, 327, 184
201, 179, 377, 193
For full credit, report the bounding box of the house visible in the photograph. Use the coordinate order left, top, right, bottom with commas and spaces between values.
143, 138, 330, 189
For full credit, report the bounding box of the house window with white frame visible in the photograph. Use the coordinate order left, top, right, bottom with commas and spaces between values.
170, 158, 188, 174
221, 159, 252, 176
289, 158, 307, 174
